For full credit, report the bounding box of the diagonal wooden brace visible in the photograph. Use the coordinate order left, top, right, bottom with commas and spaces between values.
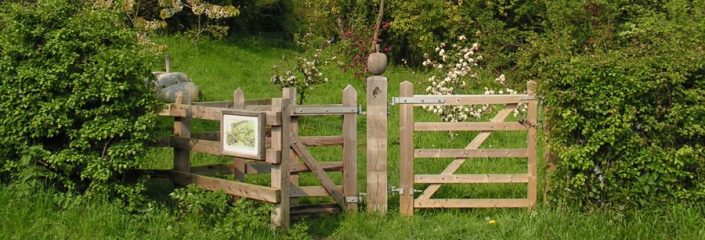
416, 104, 517, 201
290, 136, 348, 209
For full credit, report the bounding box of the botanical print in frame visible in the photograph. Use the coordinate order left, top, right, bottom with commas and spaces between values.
220, 110, 265, 160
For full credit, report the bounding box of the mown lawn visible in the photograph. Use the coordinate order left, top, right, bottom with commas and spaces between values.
2, 36, 704, 239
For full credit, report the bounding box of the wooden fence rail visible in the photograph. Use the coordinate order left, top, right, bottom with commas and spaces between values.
148, 86, 359, 228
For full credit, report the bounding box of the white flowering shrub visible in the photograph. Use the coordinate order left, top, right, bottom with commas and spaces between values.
159, 0, 239, 44
271, 49, 328, 105
422, 36, 527, 123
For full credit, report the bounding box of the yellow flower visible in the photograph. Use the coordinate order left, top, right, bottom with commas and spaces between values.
488, 220, 497, 225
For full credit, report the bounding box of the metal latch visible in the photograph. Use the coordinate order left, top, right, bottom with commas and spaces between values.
391, 96, 446, 105
389, 186, 404, 195
347, 192, 366, 203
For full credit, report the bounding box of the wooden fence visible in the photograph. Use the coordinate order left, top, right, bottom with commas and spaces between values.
397, 81, 538, 215
151, 86, 359, 228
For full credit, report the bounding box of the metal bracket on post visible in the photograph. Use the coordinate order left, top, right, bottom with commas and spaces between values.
389, 185, 404, 195
391, 96, 446, 105
347, 192, 366, 204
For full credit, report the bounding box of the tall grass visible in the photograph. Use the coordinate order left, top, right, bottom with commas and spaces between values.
2, 35, 704, 239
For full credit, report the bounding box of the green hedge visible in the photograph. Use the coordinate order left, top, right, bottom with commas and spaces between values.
541, 1, 705, 206
0, 0, 160, 201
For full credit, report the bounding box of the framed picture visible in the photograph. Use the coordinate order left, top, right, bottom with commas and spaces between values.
220, 110, 265, 160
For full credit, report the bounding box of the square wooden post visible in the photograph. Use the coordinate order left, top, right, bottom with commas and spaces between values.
399, 81, 414, 216
366, 76, 388, 214
232, 88, 246, 181
283, 88, 300, 207
173, 92, 191, 172
271, 97, 291, 228
342, 85, 358, 211
527, 81, 538, 207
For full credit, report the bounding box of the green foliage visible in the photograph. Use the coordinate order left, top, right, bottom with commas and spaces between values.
0, 0, 160, 202
541, 0, 705, 208
170, 185, 311, 239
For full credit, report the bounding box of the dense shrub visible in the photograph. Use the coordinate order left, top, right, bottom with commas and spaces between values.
0, 0, 160, 202
541, 1, 705, 208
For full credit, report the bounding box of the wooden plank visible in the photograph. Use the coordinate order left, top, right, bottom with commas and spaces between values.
173, 92, 191, 172
232, 88, 246, 181
170, 137, 221, 155
414, 174, 529, 184
291, 204, 341, 216
245, 105, 272, 111
527, 81, 538, 207
415, 149, 528, 158
291, 162, 343, 173
299, 136, 344, 146
245, 98, 272, 106
160, 103, 278, 123
171, 170, 279, 203
413, 94, 530, 106
414, 122, 527, 132
416, 106, 516, 202
399, 81, 414, 216
192, 101, 231, 108
191, 163, 236, 176
342, 85, 358, 212
270, 97, 290, 228
366, 75, 388, 214
191, 131, 219, 141
291, 185, 343, 197
291, 139, 348, 209
283, 88, 300, 207
414, 199, 531, 208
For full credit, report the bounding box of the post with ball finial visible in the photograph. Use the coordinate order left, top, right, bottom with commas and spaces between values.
366, 43, 388, 215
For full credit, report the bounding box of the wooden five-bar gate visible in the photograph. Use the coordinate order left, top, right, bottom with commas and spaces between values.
152, 86, 359, 228
397, 81, 538, 215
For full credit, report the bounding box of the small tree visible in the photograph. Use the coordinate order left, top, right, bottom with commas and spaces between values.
159, 0, 240, 44
271, 49, 329, 105
0, 0, 160, 203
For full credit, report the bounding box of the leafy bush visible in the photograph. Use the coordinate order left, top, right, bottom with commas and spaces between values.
0, 0, 160, 202
542, 1, 705, 208
170, 186, 311, 239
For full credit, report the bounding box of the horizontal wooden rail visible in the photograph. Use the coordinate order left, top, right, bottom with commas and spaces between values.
414, 199, 531, 208
170, 137, 220, 155
414, 174, 529, 184
192, 101, 231, 108
415, 122, 528, 132
412, 94, 530, 106
291, 204, 341, 216
415, 149, 528, 158
291, 162, 343, 173
297, 136, 344, 146
159, 103, 280, 125
171, 170, 280, 203
291, 185, 343, 197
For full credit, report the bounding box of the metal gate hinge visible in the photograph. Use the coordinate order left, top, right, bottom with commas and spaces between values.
391, 96, 446, 105
389, 186, 404, 195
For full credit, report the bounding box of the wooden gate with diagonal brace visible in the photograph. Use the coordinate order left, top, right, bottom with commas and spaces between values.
396, 81, 538, 215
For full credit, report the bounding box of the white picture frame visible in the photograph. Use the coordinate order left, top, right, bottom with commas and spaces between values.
220, 110, 265, 160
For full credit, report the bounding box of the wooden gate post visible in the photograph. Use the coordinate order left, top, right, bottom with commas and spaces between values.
283, 88, 300, 207
342, 85, 358, 211
527, 81, 538, 206
232, 89, 246, 181
366, 75, 388, 214
271, 97, 291, 228
399, 81, 414, 216
173, 92, 191, 172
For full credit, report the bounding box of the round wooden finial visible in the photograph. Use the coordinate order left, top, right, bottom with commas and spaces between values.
367, 51, 388, 75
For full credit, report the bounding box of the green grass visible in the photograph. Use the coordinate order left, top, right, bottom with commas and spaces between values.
2, 35, 705, 239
